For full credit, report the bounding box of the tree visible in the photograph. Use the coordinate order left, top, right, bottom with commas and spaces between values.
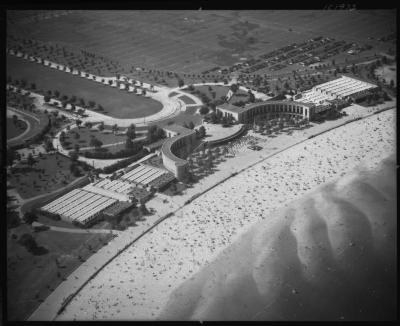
178, 79, 184, 88
69, 151, 79, 161
44, 138, 54, 152
198, 126, 206, 138
18, 233, 40, 253
26, 153, 35, 168
76, 119, 82, 129
84, 121, 93, 129
188, 121, 195, 130
44, 95, 51, 103
98, 122, 104, 131
140, 203, 148, 215
125, 137, 134, 149
7, 148, 18, 166
112, 124, 119, 134
147, 125, 164, 143
248, 91, 256, 103
12, 115, 18, 124
23, 211, 38, 225
126, 124, 136, 139
199, 106, 209, 115
90, 137, 103, 149
230, 83, 239, 93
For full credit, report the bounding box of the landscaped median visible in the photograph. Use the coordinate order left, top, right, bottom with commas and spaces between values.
7, 107, 50, 149
7, 54, 163, 119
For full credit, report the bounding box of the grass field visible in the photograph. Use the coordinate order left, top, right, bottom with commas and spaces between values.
7, 111, 49, 148
7, 223, 113, 321
155, 110, 203, 129
178, 95, 196, 105
7, 55, 163, 119
186, 85, 250, 104
7, 10, 395, 75
63, 127, 128, 150
7, 117, 28, 139
9, 153, 85, 199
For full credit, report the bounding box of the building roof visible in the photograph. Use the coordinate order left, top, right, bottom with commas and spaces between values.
245, 100, 315, 110
143, 138, 167, 150
217, 103, 248, 114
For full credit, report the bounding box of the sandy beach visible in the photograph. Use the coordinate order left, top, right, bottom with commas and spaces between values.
160, 154, 397, 321
57, 109, 396, 320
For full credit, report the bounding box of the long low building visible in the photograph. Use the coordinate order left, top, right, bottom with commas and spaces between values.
217, 100, 314, 123
313, 75, 377, 99
41, 188, 118, 225
296, 75, 378, 107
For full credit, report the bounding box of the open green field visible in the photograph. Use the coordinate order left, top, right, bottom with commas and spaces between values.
63, 127, 127, 150
184, 85, 250, 105
6, 108, 49, 148
7, 55, 163, 119
7, 223, 113, 321
7, 10, 395, 74
7, 117, 28, 139
178, 95, 196, 105
8, 153, 85, 199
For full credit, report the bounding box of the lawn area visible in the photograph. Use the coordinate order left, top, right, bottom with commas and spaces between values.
7, 55, 163, 119
155, 110, 203, 129
8, 153, 86, 199
7, 223, 114, 321
178, 94, 196, 105
189, 85, 250, 103
6, 117, 28, 139
190, 85, 229, 100
63, 126, 128, 150
6, 108, 49, 148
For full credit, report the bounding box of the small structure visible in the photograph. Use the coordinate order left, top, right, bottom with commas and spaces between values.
102, 201, 135, 219
143, 138, 167, 154
128, 186, 152, 204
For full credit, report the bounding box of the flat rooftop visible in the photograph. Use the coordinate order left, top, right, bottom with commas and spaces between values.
217, 103, 249, 114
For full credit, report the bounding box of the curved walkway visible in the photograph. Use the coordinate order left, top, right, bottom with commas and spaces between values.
6, 108, 32, 143
8, 51, 187, 127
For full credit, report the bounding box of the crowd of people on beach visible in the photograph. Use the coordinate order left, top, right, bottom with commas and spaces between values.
60, 110, 395, 321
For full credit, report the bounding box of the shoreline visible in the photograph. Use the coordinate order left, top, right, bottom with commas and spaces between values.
54, 108, 395, 320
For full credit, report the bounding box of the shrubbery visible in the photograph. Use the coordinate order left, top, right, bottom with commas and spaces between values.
18, 233, 48, 255
83, 144, 144, 159
38, 209, 61, 220
102, 149, 148, 174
